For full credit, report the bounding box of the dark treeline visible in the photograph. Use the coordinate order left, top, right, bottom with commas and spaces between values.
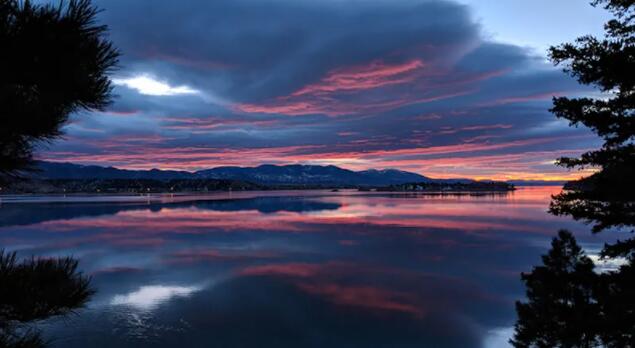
379, 181, 514, 192
512, 0, 635, 347
3, 178, 263, 194
513, 231, 635, 347
1, 178, 516, 194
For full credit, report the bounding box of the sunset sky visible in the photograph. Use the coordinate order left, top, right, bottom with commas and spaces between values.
40, 0, 610, 180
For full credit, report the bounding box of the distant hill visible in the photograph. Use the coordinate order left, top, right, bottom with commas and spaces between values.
357, 169, 432, 185
32, 161, 432, 187
32, 162, 560, 189
33, 161, 193, 180
196, 164, 432, 186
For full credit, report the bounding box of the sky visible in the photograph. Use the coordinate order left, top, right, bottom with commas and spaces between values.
40, 0, 611, 180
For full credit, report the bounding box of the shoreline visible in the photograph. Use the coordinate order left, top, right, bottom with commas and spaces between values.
0, 187, 547, 205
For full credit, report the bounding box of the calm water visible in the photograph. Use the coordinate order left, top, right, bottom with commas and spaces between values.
0, 188, 614, 347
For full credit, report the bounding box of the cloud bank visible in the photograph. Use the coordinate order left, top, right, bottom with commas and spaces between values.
40, 0, 598, 180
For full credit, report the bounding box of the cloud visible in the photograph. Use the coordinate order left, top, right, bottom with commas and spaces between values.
112, 75, 200, 96
292, 60, 426, 96
35, 0, 598, 179
95, 0, 479, 102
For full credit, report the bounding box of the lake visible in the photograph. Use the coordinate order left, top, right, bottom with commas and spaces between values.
0, 187, 614, 347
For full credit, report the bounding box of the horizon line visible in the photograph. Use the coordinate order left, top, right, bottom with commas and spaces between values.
37, 159, 574, 182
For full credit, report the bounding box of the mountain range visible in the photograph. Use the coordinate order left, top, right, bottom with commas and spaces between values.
30, 162, 564, 187
32, 161, 439, 187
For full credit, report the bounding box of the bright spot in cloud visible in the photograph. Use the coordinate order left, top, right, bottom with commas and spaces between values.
112, 75, 199, 96
111, 285, 201, 310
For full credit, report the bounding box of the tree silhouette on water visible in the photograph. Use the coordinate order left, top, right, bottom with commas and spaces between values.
513, 1, 635, 347
0, 0, 119, 181
595, 260, 635, 347
512, 231, 600, 347
1, 0, 115, 346
547, 0, 634, 258
0, 251, 94, 348
513, 237, 635, 347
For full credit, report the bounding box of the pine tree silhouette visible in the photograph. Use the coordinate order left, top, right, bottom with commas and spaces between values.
514, 1, 635, 346
0, 250, 94, 347
0, 0, 119, 182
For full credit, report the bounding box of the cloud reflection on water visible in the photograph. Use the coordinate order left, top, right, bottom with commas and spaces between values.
111, 285, 202, 310
0, 187, 613, 347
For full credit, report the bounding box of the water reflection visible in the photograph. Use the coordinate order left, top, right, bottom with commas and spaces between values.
0, 188, 613, 347
0, 195, 342, 228
111, 285, 202, 310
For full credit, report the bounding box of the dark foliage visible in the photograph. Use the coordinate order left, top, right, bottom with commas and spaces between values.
513, 231, 635, 348
514, 1, 635, 346
595, 260, 635, 346
512, 231, 600, 348
380, 181, 515, 192
547, 0, 634, 256
0, 0, 119, 182
0, 329, 44, 348
1, 178, 264, 194
0, 250, 94, 348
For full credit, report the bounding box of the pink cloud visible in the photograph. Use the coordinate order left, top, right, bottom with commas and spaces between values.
478, 92, 562, 107
40, 134, 595, 180
337, 132, 359, 137
233, 59, 503, 117
161, 116, 279, 131
234, 90, 473, 117
291, 59, 425, 96
240, 263, 322, 278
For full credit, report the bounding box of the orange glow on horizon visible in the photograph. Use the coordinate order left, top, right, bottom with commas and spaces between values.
40, 142, 597, 182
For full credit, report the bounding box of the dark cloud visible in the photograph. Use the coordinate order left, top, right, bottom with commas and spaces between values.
456, 42, 534, 72
37, 0, 598, 179
96, 0, 479, 101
